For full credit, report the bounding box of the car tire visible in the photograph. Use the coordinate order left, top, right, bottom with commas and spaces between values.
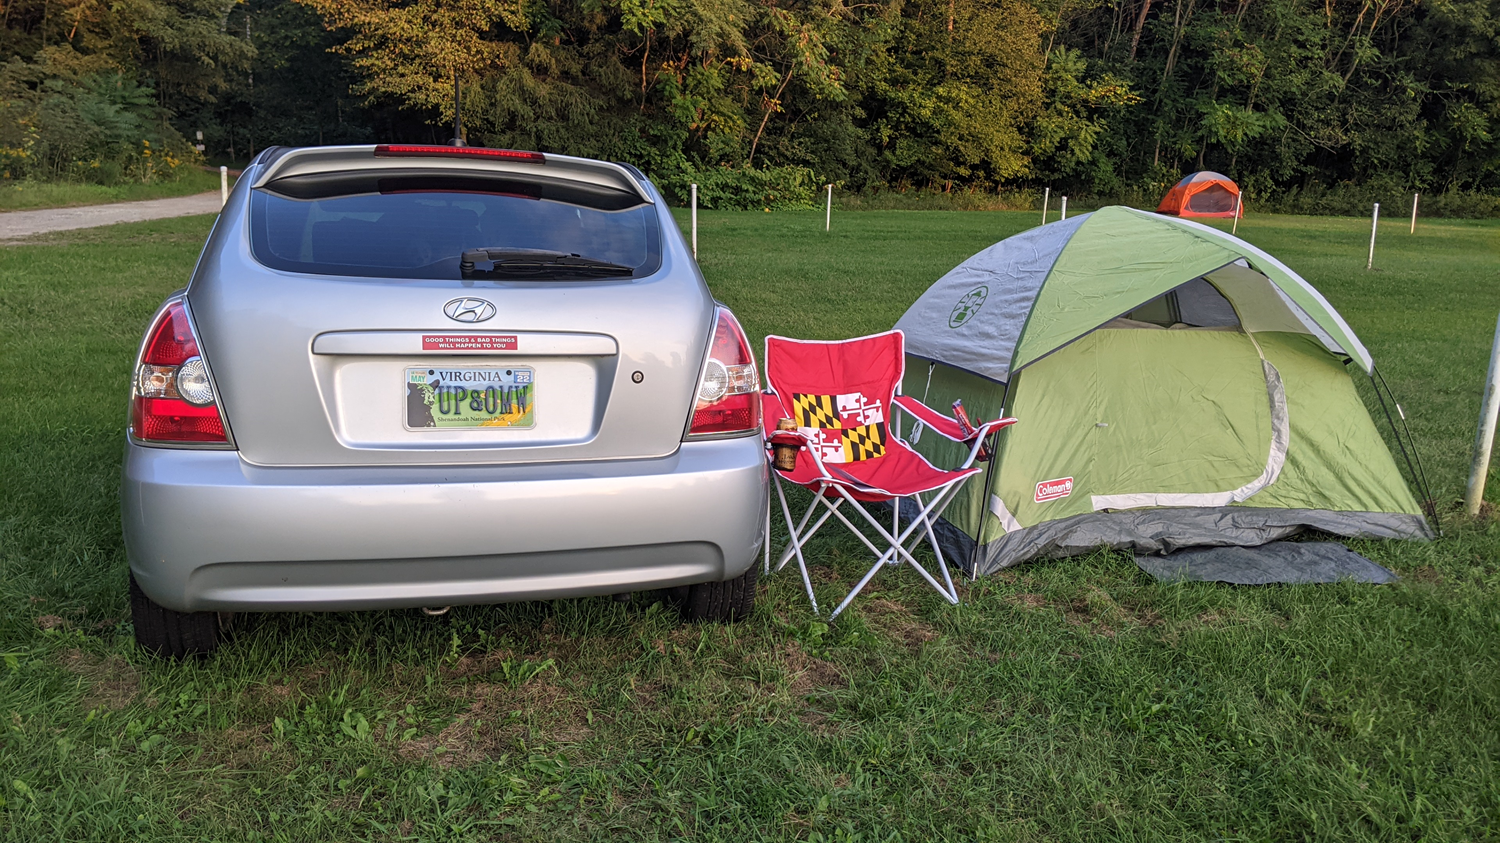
129, 574, 222, 658
678, 564, 759, 623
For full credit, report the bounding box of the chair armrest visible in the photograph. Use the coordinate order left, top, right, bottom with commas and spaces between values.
894, 395, 1016, 442
892, 394, 969, 440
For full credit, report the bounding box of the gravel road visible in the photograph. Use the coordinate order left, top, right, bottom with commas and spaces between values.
0, 192, 222, 240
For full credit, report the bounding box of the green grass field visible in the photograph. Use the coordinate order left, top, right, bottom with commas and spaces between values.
1, 210, 1498, 841
0, 169, 225, 212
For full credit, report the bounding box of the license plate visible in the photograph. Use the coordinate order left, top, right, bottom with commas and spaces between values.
405, 367, 535, 429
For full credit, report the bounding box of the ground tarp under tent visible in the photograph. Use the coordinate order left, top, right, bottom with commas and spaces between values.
1157, 171, 1241, 217
892, 206, 1432, 574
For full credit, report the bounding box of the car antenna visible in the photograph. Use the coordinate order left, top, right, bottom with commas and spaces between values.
451, 69, 465, 147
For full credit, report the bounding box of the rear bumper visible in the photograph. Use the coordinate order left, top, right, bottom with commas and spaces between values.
123, 437, 767, 612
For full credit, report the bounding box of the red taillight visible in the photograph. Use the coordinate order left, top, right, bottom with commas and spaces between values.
687, 307, 760, 437
130, 300, 230, 445
373, 144, 546, 163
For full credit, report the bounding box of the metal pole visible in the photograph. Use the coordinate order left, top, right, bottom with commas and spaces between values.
452, 71, 464, 146
825, 184, 832, 231
1041, 187, 1050, 224
1060, 196, 1067, 221
1366, 203, 1380, 270
1466, 312, 1500, 516
1411, 193, 1419, 234
1232, 192, 1242, 235
220, 166, 229, 208
690, 184, 698, 260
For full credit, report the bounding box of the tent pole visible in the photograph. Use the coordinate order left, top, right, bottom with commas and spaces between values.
1367, 203, 1380, 270
1465, 312, 1500, 517
1041, 188, 1049, 224
1232, 193, 1242, 235
1411, 193, 1419, 234
1369, 369, 1438, 533
1376, 366, 1437, 522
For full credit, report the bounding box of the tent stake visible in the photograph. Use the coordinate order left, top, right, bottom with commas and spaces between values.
1041, 187, 1049, 224
1466, 312, 1500, 516
690, 183, 698, 260
1410, 193, 1419, 234
1366, 203, 1379, 270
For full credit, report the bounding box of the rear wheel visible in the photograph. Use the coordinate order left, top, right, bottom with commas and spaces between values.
129, 574, 224, 658
677, 564, 759, 623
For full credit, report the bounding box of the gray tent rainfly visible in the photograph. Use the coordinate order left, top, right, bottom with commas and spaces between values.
892, 206, 1435, 574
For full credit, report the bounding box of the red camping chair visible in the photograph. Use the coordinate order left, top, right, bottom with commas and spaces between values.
761, 331, 1017, 619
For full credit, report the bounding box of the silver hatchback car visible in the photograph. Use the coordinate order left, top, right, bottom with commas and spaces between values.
123, 144, 767, 656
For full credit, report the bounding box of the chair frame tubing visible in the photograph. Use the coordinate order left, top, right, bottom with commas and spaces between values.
767, 414, 988, 619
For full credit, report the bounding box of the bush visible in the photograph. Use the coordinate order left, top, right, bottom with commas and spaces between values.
656, 163, 823, 210
0, 56, 198, 185
1256, 183, 1500, 219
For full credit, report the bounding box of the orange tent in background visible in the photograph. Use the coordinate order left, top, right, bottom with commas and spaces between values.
1157, 171, 1241, 218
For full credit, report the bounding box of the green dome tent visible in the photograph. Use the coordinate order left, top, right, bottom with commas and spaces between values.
893, 206, 1433, 573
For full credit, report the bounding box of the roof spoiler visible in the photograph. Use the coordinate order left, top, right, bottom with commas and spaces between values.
249, 145, 654, 206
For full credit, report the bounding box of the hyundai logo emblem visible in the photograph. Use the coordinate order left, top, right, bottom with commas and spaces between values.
444, 297, 496, 323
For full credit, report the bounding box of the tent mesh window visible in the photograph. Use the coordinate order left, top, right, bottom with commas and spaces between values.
1187, 183, 1238, 214
1115, 279, 1241, 329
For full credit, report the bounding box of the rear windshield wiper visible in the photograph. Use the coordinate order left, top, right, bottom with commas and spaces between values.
460, 248, 636, 279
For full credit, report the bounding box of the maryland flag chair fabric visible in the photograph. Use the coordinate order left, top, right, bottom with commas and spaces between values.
762, 331, 1017, 618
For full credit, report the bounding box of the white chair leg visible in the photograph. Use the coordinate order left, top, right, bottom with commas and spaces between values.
825, 481, 970, 610
918, 504, 959, 604
773, 475, 830, 615
775, 477, 832, 572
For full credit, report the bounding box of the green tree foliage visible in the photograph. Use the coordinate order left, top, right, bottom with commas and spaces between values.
4, 0, 1500, 202
0, 0, 250, 181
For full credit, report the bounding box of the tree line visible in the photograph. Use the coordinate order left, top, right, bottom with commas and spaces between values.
2, 0, 1497, 210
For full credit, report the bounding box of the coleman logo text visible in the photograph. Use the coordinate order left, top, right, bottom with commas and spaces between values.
1035, 477, 1074, 503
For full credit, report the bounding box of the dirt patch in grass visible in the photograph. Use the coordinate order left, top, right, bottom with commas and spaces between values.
442, 649, 518, 679
782, 640, 844, 696
1064, 597, 1118, 637
860, 598, 940, 648
1008, 593, 1050, 610
250, 662, 338, 707
398, 678, 592, 769
36, 614, 66, 630
1005, 588, 1163, 638
797, 707, 852, 737
193, 724, 287, 771
60, 650, 140, 711
1413, 565, 1444, 584
1193, 609, 1244, 627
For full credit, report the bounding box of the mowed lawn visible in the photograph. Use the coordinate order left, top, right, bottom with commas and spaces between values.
1, 209, 1497, 841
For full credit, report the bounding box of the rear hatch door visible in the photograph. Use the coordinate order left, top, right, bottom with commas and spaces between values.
188, 146, 711, 467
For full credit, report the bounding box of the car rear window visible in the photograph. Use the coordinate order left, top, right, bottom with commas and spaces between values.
249, 170, 661, 280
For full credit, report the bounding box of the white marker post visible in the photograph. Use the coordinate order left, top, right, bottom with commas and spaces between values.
220, 166, 229, 208
1466, 312, 1500, 516
1366, 203, 1380, 270
690, 183, 698, 260
1060, 196, 1068, 221
1041, 187, 1050, 224
1232, 193, 1243, 235
1411, 193, 1419, 234
825, 184, 832, 231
